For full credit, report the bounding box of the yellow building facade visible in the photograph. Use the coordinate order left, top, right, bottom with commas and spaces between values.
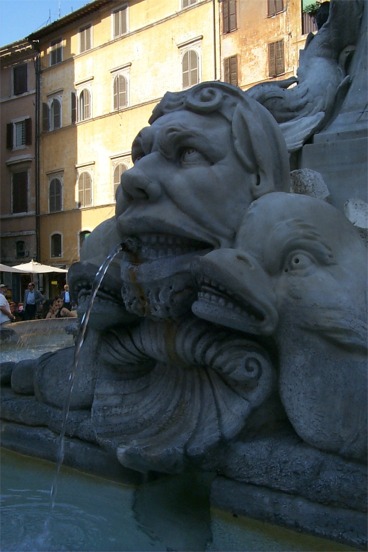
2, 0, 316, 297
0, 41, 38, 298
29, 0, 220, 288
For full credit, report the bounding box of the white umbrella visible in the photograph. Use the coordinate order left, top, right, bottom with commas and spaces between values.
11, 259, 67, 274
0, 263, 27, 273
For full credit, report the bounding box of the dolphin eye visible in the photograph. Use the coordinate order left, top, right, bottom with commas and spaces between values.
283, 251, 314, 273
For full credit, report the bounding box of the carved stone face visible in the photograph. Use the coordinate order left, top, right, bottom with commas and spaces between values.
192, 192, 368, 339
191, 193, 368, 461
116, 110, 257, 319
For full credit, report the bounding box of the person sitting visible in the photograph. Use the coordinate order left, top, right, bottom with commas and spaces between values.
45, 297, 76, 319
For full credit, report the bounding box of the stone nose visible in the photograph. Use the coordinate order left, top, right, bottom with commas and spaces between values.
121, 166, 161, 201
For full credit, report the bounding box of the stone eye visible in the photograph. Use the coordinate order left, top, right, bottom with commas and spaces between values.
180, 147, 209, 166
283, 251, 314, 273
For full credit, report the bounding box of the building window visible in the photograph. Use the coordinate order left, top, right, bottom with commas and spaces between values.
268, 40, 285, 77
71, 92, 77, 124
113, 163, 127, 198
79, 230, 91, 252
12, 171, 28, 213
42, 99, 61, 131
51, 233, 62, 258
80, 24, 92, 52
78, 172, 92, 207
182, 0, 197, 7
78, 89, 91, 121
51, 99, 61, 130
113, 74, 128, 110
268, 0, 284, 16
13, 64, 27, 95
49, 178, 62, 212
15, 121, 26, 146
16, 240, 26, 258
50, 38, 63, 65
182, 50, 199, 88
224, 55, 238, 86
112, 5, 127, 38
222, 0, 237, 34
6, 119, 32, 149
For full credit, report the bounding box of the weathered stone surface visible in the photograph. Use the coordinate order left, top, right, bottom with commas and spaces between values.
290, 168, 331, 200
221, 433, 367, 512
0, 422, 142, 485
211, 477, 367, 549
11, 358, 38, 394
0, 361, 15, 384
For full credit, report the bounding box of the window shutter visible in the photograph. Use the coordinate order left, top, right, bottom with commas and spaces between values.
113, 76, 118, 110
230, 55, 238, 85
53, 99, 61, 129
6, 123, 13, 149
223, 0, 236, 33
25, 118, 32, 145
276, 40, 285, 75
224, 55, 238, 86
229, 0, 236, 31
269, 40, 284, 77
223, 1, 229, 33
268, 42, 276, 77
268, 0, 284, 17
42, 103, 49, 131
71, 92, 76, 123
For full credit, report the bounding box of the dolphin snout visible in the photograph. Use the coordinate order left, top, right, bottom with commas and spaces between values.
191, 249, 279, 336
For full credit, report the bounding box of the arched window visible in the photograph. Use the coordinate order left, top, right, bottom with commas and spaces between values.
182, 50, 199, 88
50, 98, 61, 130
49, 178, 62, 212
51, 233, 62, 258
113, 163, 127, 198
79, 89, 91, 121
78, 172, 92, 207
79, 230, 91, 252
113, 74, 128, 110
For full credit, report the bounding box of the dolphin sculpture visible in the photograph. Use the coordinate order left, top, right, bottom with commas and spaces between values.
192, 192, 367, 462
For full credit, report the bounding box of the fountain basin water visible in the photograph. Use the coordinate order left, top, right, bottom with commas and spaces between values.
0, 448, 355, 552
0, 319, 76, 363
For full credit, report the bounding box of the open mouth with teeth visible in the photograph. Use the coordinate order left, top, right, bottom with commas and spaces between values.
67, 260, 136, 329
193, 275, 266, 332
119, 233, 212, 319
198, 277, 265, 323
191, 252, 279, 336
121, 233, 212, 263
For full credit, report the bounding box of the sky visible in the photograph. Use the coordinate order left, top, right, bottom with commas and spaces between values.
0, 0, 91, 47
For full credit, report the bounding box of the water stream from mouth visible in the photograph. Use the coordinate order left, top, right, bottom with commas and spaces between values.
50, 244, 123, 508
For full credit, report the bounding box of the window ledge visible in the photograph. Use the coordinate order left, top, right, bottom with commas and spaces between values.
6, 154, 33, 166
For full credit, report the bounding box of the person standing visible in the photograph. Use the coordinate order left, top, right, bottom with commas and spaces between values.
23, 282, 44, 320
0, 284, 16, 325
61, 284, 72, 310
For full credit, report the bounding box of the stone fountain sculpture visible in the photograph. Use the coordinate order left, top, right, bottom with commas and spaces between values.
1, 0, 367, 547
